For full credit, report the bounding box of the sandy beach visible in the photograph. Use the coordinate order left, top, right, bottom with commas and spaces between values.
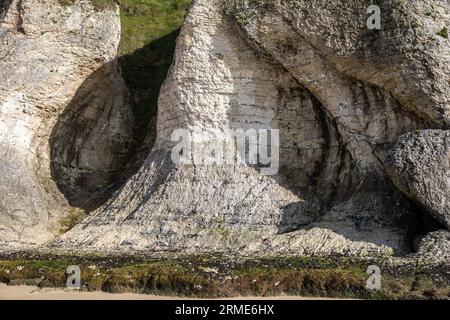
0, 283, 330, 300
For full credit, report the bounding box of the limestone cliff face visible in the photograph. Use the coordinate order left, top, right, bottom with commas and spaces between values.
1, 0, 450, 259
50, 0, 449, 258
231, 0, 450, 128
0, 0, 133, 249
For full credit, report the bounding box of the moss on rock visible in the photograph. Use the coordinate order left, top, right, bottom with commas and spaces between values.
0, 255, 448, 299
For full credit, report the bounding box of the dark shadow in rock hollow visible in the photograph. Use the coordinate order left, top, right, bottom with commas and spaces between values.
273, 84, 430, 254
0, 0, 10, 15
50, 60, 134, 212
50, 30, 181, 212
119, 29, 181, 150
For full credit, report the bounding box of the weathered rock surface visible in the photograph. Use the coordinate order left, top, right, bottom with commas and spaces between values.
0, 0, 133, 249
417, 230, 450, 261
229, 0, 450, 128
50, 0, 450, 257
386, 130, 450, 229
1, 0, 449, 259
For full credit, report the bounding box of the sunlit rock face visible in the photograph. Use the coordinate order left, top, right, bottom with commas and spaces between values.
0, 0, 133, 250
51, 0, 448, 259
1, 0, 449, 260
386, 130, 450, 229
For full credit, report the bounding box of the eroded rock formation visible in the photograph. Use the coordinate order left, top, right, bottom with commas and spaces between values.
1, 0, 449, 260
50, 0, 450, 258
0, 0, 133, 249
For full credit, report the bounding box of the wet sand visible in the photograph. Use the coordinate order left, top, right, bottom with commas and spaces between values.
0, 283, 330, 300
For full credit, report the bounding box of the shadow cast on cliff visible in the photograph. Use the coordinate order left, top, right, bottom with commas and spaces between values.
119, 29, 181, 145
50, 30, 181, 212
49, 60, 133, 212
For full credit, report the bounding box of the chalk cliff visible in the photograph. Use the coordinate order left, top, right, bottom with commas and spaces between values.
1, 0, 449, 260
0, 0, 133, 249
52, 0, 450, 259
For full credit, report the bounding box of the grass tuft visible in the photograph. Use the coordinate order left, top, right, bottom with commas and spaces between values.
437, 27, 448, 39
58, 208, 87, 234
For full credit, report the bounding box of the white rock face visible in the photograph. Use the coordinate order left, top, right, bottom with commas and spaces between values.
417, 230, 450, 261
386, 130, 450, 228
236, 0, 450, 128
2, 0, 449, 259
51, 0, 443, 257
0, 0, 133, 250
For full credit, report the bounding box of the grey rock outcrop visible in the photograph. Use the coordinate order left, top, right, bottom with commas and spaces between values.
417, 230, 450, 261
386, 130, 450, 229
0, 0, 133, 250
51, 0, 450, 257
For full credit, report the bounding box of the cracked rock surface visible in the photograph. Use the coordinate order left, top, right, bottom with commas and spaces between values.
417, 230, 450, 261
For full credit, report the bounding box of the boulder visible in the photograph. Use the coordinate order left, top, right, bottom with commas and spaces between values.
0, 0, 133, 250
386, 130, 450, 229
